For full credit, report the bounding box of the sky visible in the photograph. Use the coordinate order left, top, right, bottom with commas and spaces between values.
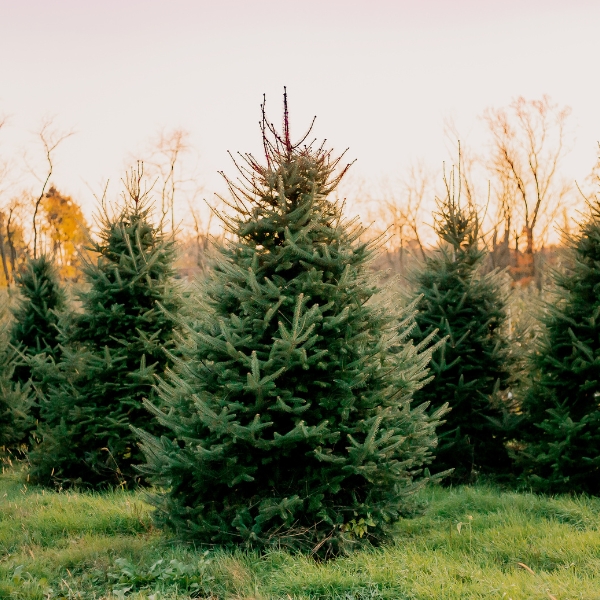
1, 0, 600, 223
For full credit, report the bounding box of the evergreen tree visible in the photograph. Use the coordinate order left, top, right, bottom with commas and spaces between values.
29, 167, 181, 488
519, 197, 600, 494
10, 255, 66, 387
135, 96, 446, 556
0, 308, 34, 451
410, 168, 514, 483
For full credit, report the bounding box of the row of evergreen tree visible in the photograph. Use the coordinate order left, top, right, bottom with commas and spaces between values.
1, 100, 599, 554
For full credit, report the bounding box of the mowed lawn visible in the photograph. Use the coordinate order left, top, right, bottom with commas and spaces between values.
1, 463, 599, 599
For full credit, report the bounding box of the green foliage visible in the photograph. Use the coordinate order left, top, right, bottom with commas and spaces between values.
1, 464, 600, 599
135, 98, 445, 556
29, 167, 181, 489
107, 554, 214, 596
519, 197, 600, 494
10, 255, 66, 386
410, 170, 516, 483
0, 311, 34, 451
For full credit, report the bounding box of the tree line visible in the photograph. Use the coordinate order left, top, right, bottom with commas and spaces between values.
0, 96, 588, 290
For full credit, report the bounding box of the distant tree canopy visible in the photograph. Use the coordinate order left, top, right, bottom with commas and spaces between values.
0, 187, 89, 287
41, 187, 89, 280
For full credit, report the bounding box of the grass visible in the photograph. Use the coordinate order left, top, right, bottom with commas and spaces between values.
0, 464, 599, 599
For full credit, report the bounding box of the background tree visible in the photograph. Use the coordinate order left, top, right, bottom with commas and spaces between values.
29, 119, 74, 260
374, 163, 430, 275
410, 164, 515, 483
135, 95, 446, 556
0, 211, 11, 286
131, 128, 215, 277
518, 194, 600, 494
0, 307, 34, 451
10, 255, 66, 387
131, 128, 204, 235
1, 196, 31, 284
179, 191, 224, 278
484, 96, 572, 285
29, 165, 181, 488
40, 186, 89, 280
0, 115, 19, 287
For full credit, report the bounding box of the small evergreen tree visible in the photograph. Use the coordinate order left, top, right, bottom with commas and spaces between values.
519, 197, 600, 494
29, 167, 181, 488
135, 96, 446, 556
10, 255, 66, 387
410, 167, 514, 483
0, 309, 34, 451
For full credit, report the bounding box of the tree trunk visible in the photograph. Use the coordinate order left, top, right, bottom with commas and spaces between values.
524, 225, 535, 282
0, 213, 11, 286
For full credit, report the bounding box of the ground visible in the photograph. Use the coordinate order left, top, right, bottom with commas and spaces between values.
1, 462, 599, 599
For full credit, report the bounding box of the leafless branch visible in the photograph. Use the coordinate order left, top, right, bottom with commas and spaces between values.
31, 118, 75, 259
131, 128, 197, 236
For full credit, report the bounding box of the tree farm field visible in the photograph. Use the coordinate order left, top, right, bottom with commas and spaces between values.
2, 103, 600, 598
1, 465, 599, 600
4, 1, 600, 596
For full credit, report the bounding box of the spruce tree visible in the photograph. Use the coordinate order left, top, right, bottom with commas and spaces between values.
10, 255, 66, 387
135, 96, 446, 556
410, 169, 514, 483
29, 167, 180, 488
0, 308, 34, 451
519, 197, 600, 494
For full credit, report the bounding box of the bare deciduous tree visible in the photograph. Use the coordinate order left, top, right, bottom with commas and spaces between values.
129, 128, 215, 276
484, 96, 572, 282
0, 115, 10, 285
29, 119, 74, 259
0, 212, 10, 285
132, 128, 201, 235
374, 163, 432, 274
0, 195, 30, 286
5, 197, 25, 275
0, 115, 24, 287
188, 201, 222, 273
396, 163, 431, 262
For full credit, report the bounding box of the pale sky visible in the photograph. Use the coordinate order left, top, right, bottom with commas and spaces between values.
1, 0, 599, 223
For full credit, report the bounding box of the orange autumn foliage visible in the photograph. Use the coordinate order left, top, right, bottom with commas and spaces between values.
41, 187, 89, 281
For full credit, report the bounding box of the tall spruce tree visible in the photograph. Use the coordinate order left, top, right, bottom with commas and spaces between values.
135, 96, 447, 556
410, 167, 514, 483
10, 255, 66, 387
0, 308, 34, 451
29, 166, 181, 488
519, 197, 600, 494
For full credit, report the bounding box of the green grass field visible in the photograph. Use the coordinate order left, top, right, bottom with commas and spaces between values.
1, 463, 599, 600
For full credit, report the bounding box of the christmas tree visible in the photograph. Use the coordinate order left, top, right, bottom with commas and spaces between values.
10, 255, 66, 387
410, 166, 515, 483
0, 308, 34, 451
29, 166, 181, 488
519, 196, 600, 494
135, 94, 446, 556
